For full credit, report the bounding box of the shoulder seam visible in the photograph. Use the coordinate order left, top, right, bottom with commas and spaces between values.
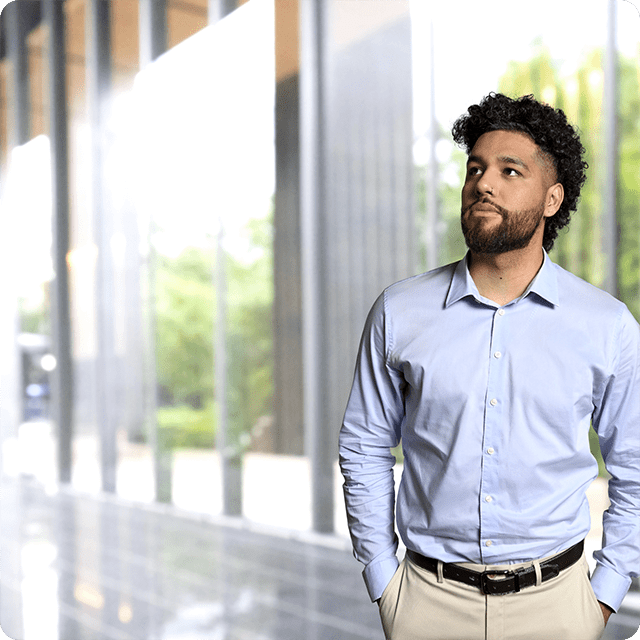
382, 288, 394, 363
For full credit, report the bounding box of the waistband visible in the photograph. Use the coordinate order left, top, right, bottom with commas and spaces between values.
406, 540, 584, 596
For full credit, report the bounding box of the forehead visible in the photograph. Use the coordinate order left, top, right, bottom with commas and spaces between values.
469, 129, 540, 162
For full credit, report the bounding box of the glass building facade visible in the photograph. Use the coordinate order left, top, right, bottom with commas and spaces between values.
0, 1, 638, 636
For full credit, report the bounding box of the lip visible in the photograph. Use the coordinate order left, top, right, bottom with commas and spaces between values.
467, 202, 502, 216
471, 202, 499, 212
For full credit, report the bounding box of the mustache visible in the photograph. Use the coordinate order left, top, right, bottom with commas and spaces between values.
462, 197, 509, 218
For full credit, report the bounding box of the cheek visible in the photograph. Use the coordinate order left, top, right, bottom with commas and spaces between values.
461, 182, 474, 204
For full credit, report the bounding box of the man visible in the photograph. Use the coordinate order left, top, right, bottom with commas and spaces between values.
339, 93, 640, 640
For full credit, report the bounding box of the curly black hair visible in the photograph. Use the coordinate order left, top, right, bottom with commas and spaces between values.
451, 93, 588, 252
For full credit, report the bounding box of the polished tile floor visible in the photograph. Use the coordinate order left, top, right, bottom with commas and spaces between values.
0, 474, 380, 640
0, 474, 638, 640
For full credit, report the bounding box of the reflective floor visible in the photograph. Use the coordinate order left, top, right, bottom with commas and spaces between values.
0, 474, 380, 640
0, 473, 638, 640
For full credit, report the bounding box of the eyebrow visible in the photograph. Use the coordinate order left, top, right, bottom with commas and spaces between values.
498, 154, 531, 172
467, 154, 531, 173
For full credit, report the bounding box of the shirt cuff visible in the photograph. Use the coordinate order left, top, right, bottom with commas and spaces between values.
363, 555, 400, 602
590, 562, 631, 612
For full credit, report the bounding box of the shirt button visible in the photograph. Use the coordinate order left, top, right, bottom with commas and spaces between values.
485, 495, 493, 503
498, 309, 505, 316
486, 540, 493, 547
494, 351, 502, 359
490, 398, 498, 406
487, 447, 495, 455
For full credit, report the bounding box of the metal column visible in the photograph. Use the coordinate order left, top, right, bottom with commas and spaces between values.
209, 0, 237, 23
87, 0, 117, 493
139, 0, 167, 68
208, 0, 242, 517
602, 0, 619, 297
45, 0, 74, 484
299, 0, 333, 533
0, 8, 30, 634
5, 0, 30, 147
0, 0, 31, 467
0, 0, 30, 456
424, 19, 439, 272
139, 0, 169, 502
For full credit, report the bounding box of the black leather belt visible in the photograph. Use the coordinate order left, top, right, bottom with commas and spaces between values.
406, 540, 584, 596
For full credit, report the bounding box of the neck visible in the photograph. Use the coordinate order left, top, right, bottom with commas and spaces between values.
467, 244, 545, 306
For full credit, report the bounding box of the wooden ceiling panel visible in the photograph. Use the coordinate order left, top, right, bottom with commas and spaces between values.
64, 0, 85, 62
168, 0, 208, 50
65, 0, 86, 119
275, 0, 297, 81
112, 0, 139, 74
28, 39, 45, 137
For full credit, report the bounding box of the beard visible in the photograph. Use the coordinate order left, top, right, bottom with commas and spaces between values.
461, 199, 546, 255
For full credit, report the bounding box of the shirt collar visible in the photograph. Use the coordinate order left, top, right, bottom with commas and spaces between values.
445, 251, 559, 308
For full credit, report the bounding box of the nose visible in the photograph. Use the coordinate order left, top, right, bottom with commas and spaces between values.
476, 173, 495, 197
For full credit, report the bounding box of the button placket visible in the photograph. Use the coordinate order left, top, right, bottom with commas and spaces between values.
480, 306, 507, 561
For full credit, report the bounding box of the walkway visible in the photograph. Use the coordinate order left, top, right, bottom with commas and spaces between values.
0, 474, 380, 640
0, 472, 638, 639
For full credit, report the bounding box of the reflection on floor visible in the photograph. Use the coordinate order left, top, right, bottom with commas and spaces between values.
0, 474, 380, 640
0, 474, 638, 640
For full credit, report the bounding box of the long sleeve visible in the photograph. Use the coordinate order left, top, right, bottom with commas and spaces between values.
591, 305, 640, 612
338, 291, 405, 602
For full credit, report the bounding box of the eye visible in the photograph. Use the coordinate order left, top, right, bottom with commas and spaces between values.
504, 167, 521, 177
467, 166, 482, 177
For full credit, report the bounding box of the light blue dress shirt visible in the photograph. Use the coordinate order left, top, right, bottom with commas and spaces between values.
339, 252, 640, 611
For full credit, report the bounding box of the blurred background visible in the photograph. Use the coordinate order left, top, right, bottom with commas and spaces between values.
0, 0, 638, 638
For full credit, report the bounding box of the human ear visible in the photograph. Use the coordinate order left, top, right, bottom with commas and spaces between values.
544, 183, 564, 218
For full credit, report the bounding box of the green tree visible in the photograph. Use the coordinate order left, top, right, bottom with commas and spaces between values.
414, 129, 468, 271
154, 210, 274, 452
616, 52, 640, 320
497, 45, 640, 321
225, 214, 274, 452
155, 246, 215, 408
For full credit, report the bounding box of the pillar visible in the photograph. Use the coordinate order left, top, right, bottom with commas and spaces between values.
87, 0, 117, 493
45, 0, 74, 484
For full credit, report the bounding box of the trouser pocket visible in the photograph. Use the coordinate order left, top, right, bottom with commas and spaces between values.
378, 559, 405, 639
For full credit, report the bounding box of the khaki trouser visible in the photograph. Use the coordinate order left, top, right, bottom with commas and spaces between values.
378, 551, 606, 640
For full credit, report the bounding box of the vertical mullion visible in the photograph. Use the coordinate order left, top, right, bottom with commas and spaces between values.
139, 0, 167, 68
45, 0, 74, 484
424, 19, 439, 272
6, 1, 30, 146
139, 0, 169, 503
87, 0, 117, 493
209, 0, 242, 516
300, 0, 333, 533
603, 0, 619, 297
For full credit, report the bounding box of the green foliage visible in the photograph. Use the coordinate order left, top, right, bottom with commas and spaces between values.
616, 55, 640, 320
495, 44, 640, 321
156, 247, 215, 407
154, 210, 274, 453
439, 144, 470, 266
157, 403, 217, 449
225, 216, 274, 449
589, 426, 608, 478
19, 298, 48, 334
414, 131, 468, 270
417, 41, 640, 323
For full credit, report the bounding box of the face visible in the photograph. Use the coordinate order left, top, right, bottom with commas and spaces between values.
460, 129, 562, 255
